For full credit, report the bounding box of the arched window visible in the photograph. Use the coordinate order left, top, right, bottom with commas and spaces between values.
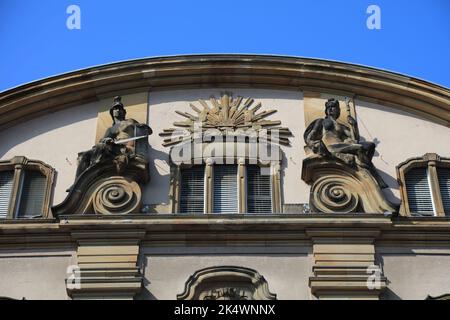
161, 93, 290, 215
397, 153, 450, 216
0, 156, 55, 219
177, 266, 276, 300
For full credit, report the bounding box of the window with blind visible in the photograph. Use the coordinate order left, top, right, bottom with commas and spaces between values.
0, 171, 14, 219
405, 167, 434, 215
438, 168, 450, 216
213, 165, 238, 214
176, 163, 277, 214
16, 170, 47, 218
247, 165, 272, 214
179, 166, 205, 214
0, 157, 55, 219
398, 154, 450, 217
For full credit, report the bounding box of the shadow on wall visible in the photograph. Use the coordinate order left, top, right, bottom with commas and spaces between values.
135, 255, 158, 300
376, 253, 405, 300
148, 88, 302, 105
0, 107, 96, 159
378, 169, 401, 205
357, 99, 439, 125
279, 147, 290, 210
143, 144, 171, 206
359, 134, 401, 206
136, 277, 159, 300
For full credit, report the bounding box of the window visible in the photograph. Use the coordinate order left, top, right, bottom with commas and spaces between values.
16, 170, 48, 218
173, 161, 280, 214
247, 165, 272, 214
0, 157, 55, 219
404, 167, 434, 215
179, 166, 205, 214
397, 153, 450, 217
0, 171, 14, 218
438, 168, 450, 214
213, 165, 238, 214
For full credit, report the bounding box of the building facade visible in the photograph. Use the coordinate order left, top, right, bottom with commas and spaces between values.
0, 55, 449, 300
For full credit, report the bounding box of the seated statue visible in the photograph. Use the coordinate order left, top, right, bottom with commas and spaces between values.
74, 96, 153, 179
304, 98, 386, 187
304, 98, 373, 165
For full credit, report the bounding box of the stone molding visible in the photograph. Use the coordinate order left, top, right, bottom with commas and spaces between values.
66, 229, 145, 299
0, 55, 448, 131
177, 266, 276, 300
307, 229, 387, 299
1, 214, 450, 300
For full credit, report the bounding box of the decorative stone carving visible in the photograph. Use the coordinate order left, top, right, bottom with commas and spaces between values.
75, 96, 152, 178
91, 176, 142, 215
52, 97, 152, 216
302, 98, 397, 213
302, 157, 396, 213
177, 266, 276, 300
202, 287, 251, 300
159, 92, 292, 147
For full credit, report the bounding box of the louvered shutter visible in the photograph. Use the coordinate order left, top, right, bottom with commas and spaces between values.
16, 170, 46, 218
247, 165, 272, 214
438, 168, 450, 215
213, 165, 238, 214
405, 167, 434, 215
0, 171, 14, 218
179, 166, 205, 214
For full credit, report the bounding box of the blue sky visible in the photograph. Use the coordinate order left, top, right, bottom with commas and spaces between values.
1, 0, 449, 92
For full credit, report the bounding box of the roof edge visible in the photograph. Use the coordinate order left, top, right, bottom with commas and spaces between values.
0, 54, 449, 129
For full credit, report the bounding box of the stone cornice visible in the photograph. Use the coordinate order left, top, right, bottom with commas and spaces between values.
0, 55, 449, 130
1, 214, 450, 248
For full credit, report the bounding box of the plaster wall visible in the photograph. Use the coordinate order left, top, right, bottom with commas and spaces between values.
0, 102, 98, 204
139, 246, 312, 300
377, 248, 450, 300
0, 249, 75, 300
355, 99, 450, 204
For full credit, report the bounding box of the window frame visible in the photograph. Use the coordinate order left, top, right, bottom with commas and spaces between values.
0, 156, 56, 219
170, 157, 281, 214
397, 153, 450, 217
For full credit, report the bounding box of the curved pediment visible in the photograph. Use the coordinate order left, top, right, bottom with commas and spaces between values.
0, 54, 449, 131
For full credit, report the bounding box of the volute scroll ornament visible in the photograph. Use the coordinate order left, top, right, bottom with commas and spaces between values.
91, 176, 142, 215
302, 98, 397, 214
52, 97, 152, 216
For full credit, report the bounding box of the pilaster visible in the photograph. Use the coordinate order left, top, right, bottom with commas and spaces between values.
307, 228, 387, 300
66, 229, 145, 300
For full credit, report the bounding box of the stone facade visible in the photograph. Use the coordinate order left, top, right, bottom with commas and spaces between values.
0, 55, 449, 300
